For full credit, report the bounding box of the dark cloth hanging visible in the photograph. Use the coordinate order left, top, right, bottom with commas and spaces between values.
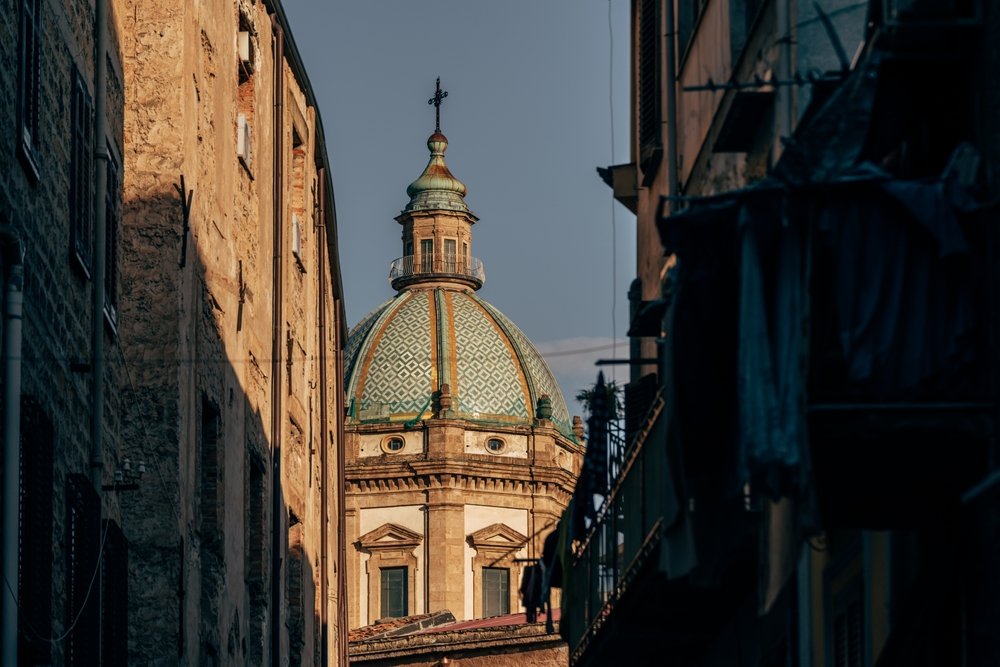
519, 564, 542, 623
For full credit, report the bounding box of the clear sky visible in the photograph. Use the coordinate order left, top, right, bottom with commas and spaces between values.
283, 1, 636, 415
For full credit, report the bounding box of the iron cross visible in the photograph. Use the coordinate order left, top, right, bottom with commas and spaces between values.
428, 77, 448, 132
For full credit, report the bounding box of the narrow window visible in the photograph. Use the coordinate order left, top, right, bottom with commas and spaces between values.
420, 239, 434, 273
462, 241, 468, 271
70, 68, 94, 276
482, 567, 509, 617
380, 567, 408, 618
200, 396, 222, 548
66, 474, 101, 666
104, 146, 121, 328
17, 0, 41, 175
19, 397, 54, 664
444, 238, 457, 273
245, 449, 267, 664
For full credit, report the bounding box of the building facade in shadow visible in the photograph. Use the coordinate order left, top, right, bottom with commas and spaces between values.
1, 0, 349, 665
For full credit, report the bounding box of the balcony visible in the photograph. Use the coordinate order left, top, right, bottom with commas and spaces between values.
388, 255, 485, 290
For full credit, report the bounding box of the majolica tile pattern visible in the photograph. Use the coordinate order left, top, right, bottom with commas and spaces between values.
346, 287, 571, 435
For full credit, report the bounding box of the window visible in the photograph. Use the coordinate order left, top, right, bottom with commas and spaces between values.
66, 474, 100, 666
104, 145, 121, 328
19, 397, 54, 664
200, 396, 222, 550
17, 0, 41, 176
444, 238, 457, 273
245, 448, 267, 664
462, 241, 468, 271
70, 67, 93, 276
420, 239, 434, 272
380, 567, 408, 618
381, 436, 405, 453
482, 567, 509, 617
485, 437, 505, 454
638, 0, 661, 159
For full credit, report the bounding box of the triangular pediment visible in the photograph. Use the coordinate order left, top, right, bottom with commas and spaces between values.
358, 523, 423, 552
467, 523, 528, 551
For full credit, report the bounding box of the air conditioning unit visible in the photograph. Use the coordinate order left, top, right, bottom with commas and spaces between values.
237, 114, 251, 165
291, 214, 303, 263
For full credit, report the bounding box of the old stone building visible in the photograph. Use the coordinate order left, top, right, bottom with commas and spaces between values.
116, 0, 348, 664
1, 0, 348, 665
344, 102, 583, 634
1, 0, 129, 664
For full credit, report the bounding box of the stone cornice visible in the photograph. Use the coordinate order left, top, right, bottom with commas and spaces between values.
345, 457, 577, 503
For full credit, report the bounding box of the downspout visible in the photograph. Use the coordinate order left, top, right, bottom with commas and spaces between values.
336, 302, 347, 663
91, 0, 109, 493
1, 230, 24, 667
317, 167, 329, 666
269, 14, 285, 667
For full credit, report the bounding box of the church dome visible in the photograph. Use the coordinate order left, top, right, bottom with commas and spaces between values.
345, 287, 572, 435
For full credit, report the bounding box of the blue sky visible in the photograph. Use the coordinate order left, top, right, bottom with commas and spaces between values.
283, 1, 635, 414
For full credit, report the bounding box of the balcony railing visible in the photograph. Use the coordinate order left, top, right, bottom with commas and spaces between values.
564, 391, 667, 664
388, 255, 485, 289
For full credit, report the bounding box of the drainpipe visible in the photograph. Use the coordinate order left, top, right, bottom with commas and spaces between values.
336, 304, 347, 662
317, 167, 329, 666
91, 0, 109, 494
269, 14, 285, 667
1, 229, 24, 667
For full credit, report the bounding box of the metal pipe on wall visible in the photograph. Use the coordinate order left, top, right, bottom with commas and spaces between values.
269, 13, 285, 667
91, 0, 109, 493
317, 166, 329, 666
1, 232, 24, 667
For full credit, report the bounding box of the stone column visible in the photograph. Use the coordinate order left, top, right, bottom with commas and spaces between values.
425, 489, 465, 619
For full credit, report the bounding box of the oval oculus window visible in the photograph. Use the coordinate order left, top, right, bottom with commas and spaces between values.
382, 437, 405, 453
485, 438, 505, 454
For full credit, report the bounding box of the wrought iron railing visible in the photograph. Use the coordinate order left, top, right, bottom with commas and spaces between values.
388, 255, 485, 288
564, 390, 667, 664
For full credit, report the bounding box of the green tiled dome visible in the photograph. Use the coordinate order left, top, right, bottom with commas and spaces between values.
345, 287, 571, 435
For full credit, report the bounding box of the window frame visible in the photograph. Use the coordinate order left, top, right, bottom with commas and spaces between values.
17, 0, 42, 179
103, 142, 122, 332
70, 66, 94, 278
381, 435, 405, 454
482, 566, 510, 617
380, 566, 409, 619
419, 238, 434, 273
485, 437, 506, 454
443, 238, 457, 273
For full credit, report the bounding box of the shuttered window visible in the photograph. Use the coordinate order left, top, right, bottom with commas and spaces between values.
482, 567, 510, 617
638, 0, 660, 155
104, 146, 121, 328
18, 0, 41, 172
70, 67, 94, 276
420, 239, 434, 272
380, 567, 408, 618
66, 474, 101, 666
18, 397, 54, 664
